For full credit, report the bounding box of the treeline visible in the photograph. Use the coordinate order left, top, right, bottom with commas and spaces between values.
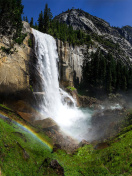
27, 4, 92, 46
81, 51, 132, 93
47, 21, 92, 46
0, 0, 23, 39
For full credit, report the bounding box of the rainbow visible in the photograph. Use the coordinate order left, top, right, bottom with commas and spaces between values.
0, 112, 53, 151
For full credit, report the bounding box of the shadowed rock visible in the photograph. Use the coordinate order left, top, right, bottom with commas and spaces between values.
79, 139, 90, 147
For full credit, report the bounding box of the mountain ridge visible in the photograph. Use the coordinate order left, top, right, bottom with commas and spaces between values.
54, 8, 132, 65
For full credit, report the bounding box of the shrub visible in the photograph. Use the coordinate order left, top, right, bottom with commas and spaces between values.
14, 34, 27, 45
28, 39, 33, 48
0, 46, 13, 54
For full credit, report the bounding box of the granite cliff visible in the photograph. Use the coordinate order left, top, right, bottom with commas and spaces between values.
0, 22, 36, 102
55, 9, 132, 87
0, 9, 132, 99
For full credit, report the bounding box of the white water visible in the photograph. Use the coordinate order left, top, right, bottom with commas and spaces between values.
32, 29, 92, 141
99, 103, 122, 110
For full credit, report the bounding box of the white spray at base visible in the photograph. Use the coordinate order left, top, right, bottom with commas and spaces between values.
32, 29, 92, 141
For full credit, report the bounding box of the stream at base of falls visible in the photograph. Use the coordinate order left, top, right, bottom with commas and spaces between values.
32, 28, 94, 141
32, 28, 124, 142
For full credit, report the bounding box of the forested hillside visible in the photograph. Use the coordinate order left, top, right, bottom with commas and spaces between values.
27, 6, 132, 94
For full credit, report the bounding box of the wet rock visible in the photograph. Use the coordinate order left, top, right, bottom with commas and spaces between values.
79, 95, 100, 108
94, 142, 109, 150
45, 128, 79, 153
34, 118, 59, 130
79, 139, 90, 147
50, 160, 64, 176
63, 97, 74, 106
17, 111, 35, 123
65, 88, 81, 107
90, 108, 126, 142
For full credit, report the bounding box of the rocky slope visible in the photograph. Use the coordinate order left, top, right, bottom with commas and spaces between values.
55, 9, 111, 35
55, 9, 132, 87
116, 25, 132, 45
57, 39, 87, 86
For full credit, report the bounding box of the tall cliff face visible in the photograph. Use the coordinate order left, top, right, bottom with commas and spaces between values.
57, 39, 87, 87
55, 9, 132, 87
57, 39, 100, 87
116, 26, 132, 45
0, 22, 36, 101
55, 9, 132, 60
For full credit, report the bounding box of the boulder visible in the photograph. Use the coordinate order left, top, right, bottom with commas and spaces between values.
63, 97, 74, 106
33, 118, 59, 129
79, 139, 90, 147
79, 95, 100, 108
94, 142, 109, 150
65, 88, 81, 107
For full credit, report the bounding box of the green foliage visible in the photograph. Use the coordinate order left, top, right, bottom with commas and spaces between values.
37, 4, 53, 33
0, 111, 53, 176
81, 50, 132, 94
43, 3, 53, 33
67, 86, 76, 91
36, 6, 92, 46
30, 17, 34, 27
0, 104, 12, 111
1, 105, 132, 175
53, 116, 132, 175
38, 11, 44, 32
25, 16, 28, 22
44, 20, 92, 46
14, 33, 27, 45
0, 0, 23, 38
0, 47, 13, 54
28, 39, 33, 48
30, 85, 33, 92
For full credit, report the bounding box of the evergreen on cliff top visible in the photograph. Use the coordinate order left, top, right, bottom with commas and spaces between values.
0, 0, 23, 39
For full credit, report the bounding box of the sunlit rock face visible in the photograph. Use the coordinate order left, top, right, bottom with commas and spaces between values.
54, 9, 109, 35
117, 25, 132, 45
57, 39, 87, 87
0, 22, 36, 98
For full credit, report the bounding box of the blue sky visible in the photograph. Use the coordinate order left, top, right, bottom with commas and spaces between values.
22, 0, 132, 27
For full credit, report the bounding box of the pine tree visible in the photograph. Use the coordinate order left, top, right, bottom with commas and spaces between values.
0, 0, 23, 37
116, 61, 122, 90
43, 3, 53, 33
34, 22, 38, 30
99, 54, 106, 87
30, 17, 34, 27
23, 16, 26, 21
107, 66, 112, 93
38, 11, 44, 32
25, 16, 28, 22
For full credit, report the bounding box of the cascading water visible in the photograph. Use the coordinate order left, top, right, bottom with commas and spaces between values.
32, 29, 92, 141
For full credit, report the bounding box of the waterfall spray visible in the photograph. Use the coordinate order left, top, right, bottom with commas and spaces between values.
32, 29, 92, 141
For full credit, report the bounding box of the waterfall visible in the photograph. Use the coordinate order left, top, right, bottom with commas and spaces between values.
32, 29, 92, 141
